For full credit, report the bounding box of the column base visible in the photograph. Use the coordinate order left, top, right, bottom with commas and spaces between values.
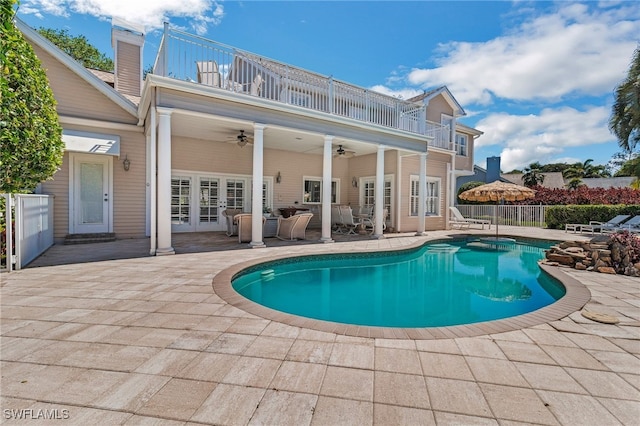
320, 237, 334, 243
415, 231, 428, 236
249, 241, 266, 248
372, 234, 385, 240
155, 247, 175, 256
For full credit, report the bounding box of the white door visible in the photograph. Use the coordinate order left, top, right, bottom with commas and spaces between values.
72, 154, 112, 234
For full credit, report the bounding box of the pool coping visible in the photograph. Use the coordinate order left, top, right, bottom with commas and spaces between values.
212, 236, 591, 339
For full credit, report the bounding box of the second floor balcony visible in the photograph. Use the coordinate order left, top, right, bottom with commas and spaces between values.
153, 25, 451, 150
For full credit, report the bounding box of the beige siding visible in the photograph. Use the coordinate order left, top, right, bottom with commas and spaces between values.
115, 41, 141, 97
112, 130, 147, 238
32, 44, 137, 124
397, 153, 449, 232
426, 95, 454, 123
41, 128, 146, 241
40, 154, 70, 240
455, 130, 474, 172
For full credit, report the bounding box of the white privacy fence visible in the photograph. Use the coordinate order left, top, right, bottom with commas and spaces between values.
1, 194, 54, 272
456, 204, 549, 228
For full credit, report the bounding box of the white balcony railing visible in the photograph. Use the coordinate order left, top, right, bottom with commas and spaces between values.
153, 25, 451, 148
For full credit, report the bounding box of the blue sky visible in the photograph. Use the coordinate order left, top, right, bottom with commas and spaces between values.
17, 1, 640, 172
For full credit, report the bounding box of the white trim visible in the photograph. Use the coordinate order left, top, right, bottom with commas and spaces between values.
302, 176, 340, 205
62, 129, 120, 156
59, 116, 142, 133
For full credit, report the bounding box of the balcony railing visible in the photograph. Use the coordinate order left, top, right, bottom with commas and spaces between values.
153, 26, 451, 149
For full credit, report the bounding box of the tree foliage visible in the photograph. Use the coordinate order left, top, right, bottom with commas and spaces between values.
1, 0, 64, 193
37, 27, 113, 72
609, 46, 640, 153
519, 185, 640, 205
562, 159, 610, 180
522, 162, 545, 187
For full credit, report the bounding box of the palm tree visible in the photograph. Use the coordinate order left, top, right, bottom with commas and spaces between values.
566, 178, 585, 190
609, 46, 640, 154
563, 159, 609, 180
522, 162, 545, 187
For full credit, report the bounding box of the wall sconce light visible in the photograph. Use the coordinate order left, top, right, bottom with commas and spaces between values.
276, 171, 281, 184
122, 155, 131, 171
352, 176, 358, 188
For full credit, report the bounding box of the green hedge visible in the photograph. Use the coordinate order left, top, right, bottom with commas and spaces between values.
546, 205, 640, 229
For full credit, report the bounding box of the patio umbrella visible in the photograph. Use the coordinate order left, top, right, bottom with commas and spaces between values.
458, 181, 536, 241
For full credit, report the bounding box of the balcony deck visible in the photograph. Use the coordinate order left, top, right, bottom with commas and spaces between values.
153, 26, 451, 150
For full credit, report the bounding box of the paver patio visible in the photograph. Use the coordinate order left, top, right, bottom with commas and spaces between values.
1, 227, 639, 425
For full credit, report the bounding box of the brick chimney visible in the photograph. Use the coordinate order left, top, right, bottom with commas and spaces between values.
111, 18, 145, 97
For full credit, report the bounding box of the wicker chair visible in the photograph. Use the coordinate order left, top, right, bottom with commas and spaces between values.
235, 213, 266, 243
222, 208, 243, 236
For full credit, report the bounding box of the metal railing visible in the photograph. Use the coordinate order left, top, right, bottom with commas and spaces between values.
153, 26, 451, 147
1, 194, 54, 271
456, 204, 549, 228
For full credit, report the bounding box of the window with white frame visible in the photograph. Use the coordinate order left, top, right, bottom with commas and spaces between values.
410, 177, 440, 216
360, 176, 393, 222
303, 177, 338, 204
199, 178, 219, 223
171, 177, 191, 224
455, 133, 468, 156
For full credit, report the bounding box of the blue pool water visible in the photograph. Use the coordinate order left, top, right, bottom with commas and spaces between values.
232, 239, 566, 328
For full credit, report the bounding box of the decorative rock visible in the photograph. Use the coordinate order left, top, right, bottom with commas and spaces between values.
575, 262, 587, 270
598, 266, 617, 275
547, 253, 575, 265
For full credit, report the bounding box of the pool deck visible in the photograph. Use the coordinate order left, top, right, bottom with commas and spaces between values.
1, 226, 639, 425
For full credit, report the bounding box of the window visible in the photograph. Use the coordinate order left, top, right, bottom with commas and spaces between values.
171, 177, 191, 224
303, 177, 338, 204
199, 178, 219, 223
455, 133, 468, 156
410, 177, 440, 216
360, 177, 393, 222
226, 179, 245, 210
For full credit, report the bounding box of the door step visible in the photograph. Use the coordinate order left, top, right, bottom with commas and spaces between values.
64, 233, 116, 245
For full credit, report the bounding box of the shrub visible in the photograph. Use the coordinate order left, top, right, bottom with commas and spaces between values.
546, 205, 640, 229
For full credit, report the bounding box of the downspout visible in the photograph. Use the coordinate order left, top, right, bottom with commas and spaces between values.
149, 88, 157, 255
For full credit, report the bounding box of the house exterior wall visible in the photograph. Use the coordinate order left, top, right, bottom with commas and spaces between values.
426, 95, 454, 123
398, 151, 449, 232
40, 127, 146, 241
32, 43, 137, 124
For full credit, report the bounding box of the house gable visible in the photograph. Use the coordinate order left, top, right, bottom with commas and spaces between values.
17, 19, 138, 124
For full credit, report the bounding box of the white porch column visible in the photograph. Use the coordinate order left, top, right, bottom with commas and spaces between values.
250, 123, 266, 248
416, 151, 428, 236
156, 107, 174, 255
321, 135, 334, 243
373, 145, 386, 239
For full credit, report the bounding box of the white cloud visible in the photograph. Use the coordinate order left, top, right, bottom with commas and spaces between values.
476, 105, 613, 171
406, 3, 640, 105
20, 0, 225, 34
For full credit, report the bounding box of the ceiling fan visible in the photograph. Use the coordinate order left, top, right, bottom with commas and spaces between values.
236, 130, 251, 147
334, 144, 355, 158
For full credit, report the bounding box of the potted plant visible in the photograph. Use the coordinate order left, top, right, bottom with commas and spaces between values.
263, 206, 272, 218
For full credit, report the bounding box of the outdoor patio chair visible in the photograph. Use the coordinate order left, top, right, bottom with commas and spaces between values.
235, 213, 266, 243
589, 214, 631, 233
196, 60, 221, 87
606, 215, 640, 233
331, 205, 344, 234
449, 206, 491, 230
276, 212, 313, 241
361, 207, 388, 235
222, 208, 243, 236
339, 205, 361, 235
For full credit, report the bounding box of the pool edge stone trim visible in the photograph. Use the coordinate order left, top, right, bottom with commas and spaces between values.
211, 236, 592, 340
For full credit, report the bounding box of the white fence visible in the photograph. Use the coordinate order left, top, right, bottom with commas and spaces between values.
456, 204, 549, 228
1, 194, 54, 272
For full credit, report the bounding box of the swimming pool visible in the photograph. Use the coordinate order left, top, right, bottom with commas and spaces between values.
231, 239, 567, 328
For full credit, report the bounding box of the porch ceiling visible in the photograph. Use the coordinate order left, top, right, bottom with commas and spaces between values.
169, 110, 383, 157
